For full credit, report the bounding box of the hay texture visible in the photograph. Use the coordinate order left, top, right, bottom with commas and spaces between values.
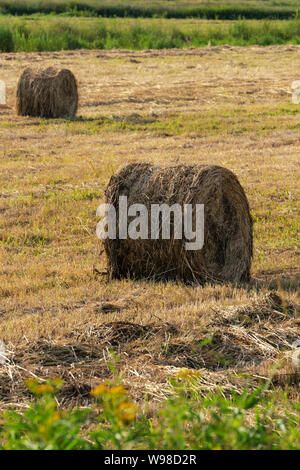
16, 67, 78, 118
103, 163, 253, 284
0, 293, 298, 408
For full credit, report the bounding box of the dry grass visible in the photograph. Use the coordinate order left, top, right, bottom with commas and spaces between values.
0, 45, 299, 410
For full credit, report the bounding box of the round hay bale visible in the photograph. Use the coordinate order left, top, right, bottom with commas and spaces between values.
103, 163, 253, 284
16, 67, 78, 118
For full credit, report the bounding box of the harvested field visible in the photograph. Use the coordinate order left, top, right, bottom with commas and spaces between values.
0, 45, 299, 412
0, 292, 299, 408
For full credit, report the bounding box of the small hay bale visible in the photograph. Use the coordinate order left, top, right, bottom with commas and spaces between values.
103, 163, 253, 284
16, 67, 78, 118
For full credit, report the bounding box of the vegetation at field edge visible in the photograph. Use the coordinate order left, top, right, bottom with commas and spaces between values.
1, 17, 300, 52
0, 375, 299, 450
0, 0, 300, 20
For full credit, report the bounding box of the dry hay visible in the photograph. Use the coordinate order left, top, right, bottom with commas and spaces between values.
16, 67, 78, 118
213, 292, 296, 326
162, 293, 299, 371
81, 321, 177, 346
0, 293, 298, 408
103, 163, 253, 284
0, 322, 177, 408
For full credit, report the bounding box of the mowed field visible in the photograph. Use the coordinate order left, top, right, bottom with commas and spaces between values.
0, 45, 299, 411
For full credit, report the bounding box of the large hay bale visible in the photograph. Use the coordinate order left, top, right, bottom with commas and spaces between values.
103, 163, 253, 284
16, 67, 78, 118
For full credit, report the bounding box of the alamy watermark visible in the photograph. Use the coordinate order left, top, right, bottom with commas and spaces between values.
96, 196, 204, 251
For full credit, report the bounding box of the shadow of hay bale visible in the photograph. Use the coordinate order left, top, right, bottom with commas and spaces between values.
16, 67, 78, 119
213, 292, 297, 327
251, 269, 300, 293
90, 321, 178, 346
13, 341, 102, 366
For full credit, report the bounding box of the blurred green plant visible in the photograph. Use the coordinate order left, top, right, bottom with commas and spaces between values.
0, 24, 13, 52
0, 372, 299, 450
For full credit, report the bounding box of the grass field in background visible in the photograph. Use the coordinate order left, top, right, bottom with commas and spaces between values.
1, 16, 300, 52
0, 0, 300, 19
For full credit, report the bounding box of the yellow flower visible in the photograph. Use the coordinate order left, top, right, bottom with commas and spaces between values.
110, 385, 127, 396
116, 401, 138, 425
45, 412, 61, 426
25, 378, 63, 395
38, 425, 47, 434
90, 383, 109, 397
176, 368, 201, 381
25, 377, 39, 392
34, 384, 55, 395
51, 378, 64, 390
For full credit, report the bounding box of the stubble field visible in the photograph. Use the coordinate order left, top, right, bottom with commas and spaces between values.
0, 45, 299, 415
